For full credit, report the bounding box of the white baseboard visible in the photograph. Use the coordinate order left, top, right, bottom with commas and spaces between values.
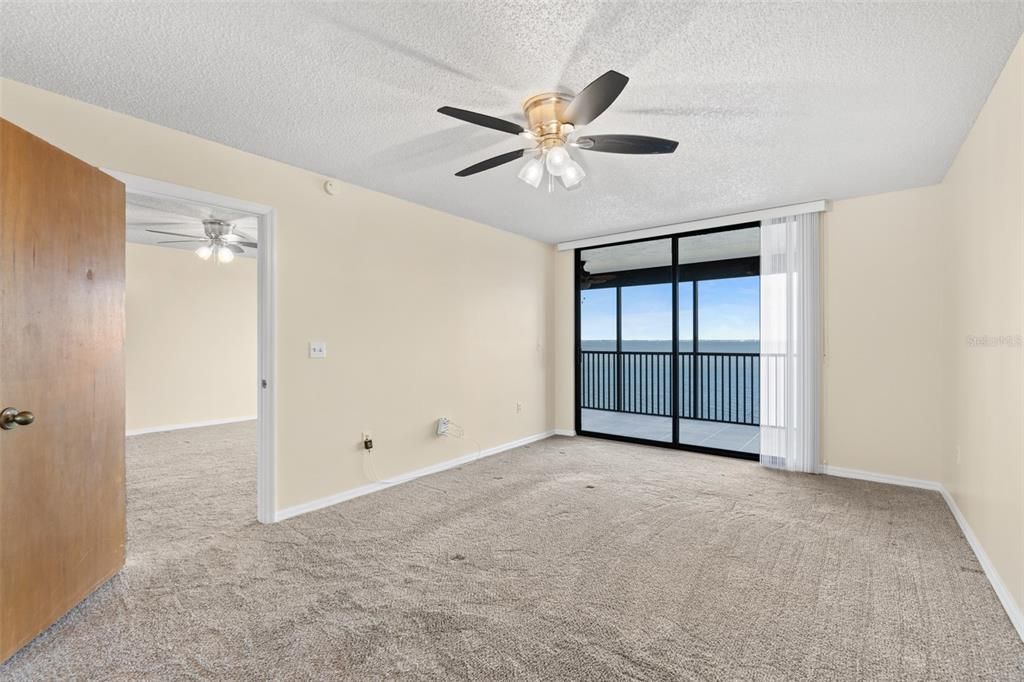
824, 465, 1023, 642
938, 486, 1024, 642
821, 465, 942, 491
552, 429, 576, 437
273, 430, 557, 522
126, 416, 256, 437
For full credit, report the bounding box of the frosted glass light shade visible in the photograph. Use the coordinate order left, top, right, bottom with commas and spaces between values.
545, 145, 571, 176
517, 157, 544, 188
560, 160, 585, 188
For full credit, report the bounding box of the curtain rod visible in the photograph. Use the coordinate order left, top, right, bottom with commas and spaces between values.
555, 200, 830, 251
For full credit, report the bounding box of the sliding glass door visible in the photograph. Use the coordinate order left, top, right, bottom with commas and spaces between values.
677, 225, 760, 455
619, 282, 673, 441
578, 238, 673, 441
575, 224, 761, 458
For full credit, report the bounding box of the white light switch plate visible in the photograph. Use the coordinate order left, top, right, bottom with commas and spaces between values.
309, 341, 327, 359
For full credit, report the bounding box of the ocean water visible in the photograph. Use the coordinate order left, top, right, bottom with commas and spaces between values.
582, 339, 759, 353
580, 339, 761, 423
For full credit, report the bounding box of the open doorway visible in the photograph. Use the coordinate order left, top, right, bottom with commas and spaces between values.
112, 172, 276, 522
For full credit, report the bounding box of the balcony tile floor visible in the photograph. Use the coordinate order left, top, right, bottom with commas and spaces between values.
580, 409, 759, 455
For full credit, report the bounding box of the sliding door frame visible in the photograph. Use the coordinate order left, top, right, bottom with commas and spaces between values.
574, 221, 760, 460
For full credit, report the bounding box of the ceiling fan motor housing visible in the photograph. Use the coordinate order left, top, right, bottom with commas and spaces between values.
522, 92, 574, 147
202, 218, 233, 239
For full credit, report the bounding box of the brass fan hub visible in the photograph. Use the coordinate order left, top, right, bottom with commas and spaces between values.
522, 92, 574, 146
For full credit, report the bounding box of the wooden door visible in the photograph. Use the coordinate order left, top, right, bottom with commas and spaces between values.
0, 119, 126, 662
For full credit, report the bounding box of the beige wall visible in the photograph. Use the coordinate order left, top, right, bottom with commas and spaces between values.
821, 185, 952, 481
824, 36, 1023, 618
943, 36, 1024, 618
0, 78, 555, 512
125, 243, 256, 433
553, 249, 576, 432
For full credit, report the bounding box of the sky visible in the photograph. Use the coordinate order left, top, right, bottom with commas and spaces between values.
581, 277, 760, 341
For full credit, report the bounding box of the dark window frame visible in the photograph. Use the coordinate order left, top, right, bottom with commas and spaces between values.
574, 221, 761, 460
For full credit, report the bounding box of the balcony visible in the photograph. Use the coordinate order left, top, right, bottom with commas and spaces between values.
579, 350, 762, 456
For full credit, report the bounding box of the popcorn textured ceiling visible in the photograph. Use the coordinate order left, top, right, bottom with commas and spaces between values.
2, 1, 1021, 243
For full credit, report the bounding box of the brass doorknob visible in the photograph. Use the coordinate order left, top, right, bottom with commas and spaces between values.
0, 407, 35, 430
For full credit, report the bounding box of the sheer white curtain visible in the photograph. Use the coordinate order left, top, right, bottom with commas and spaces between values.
759, 212, 822, 472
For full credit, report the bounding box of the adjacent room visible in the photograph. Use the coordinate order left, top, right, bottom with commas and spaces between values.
1, 2, 1022, 679
121, 189, 264, 526
124, 192, 259, 436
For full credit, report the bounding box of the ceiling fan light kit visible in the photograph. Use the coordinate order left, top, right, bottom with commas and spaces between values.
138, 218, 257, 264
193, 241, 236, 264
438, 71, 678, 192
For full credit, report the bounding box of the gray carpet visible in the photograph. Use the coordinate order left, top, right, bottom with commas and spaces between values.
3, 422, 1022, 680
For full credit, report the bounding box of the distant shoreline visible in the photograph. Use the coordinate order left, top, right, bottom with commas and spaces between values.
582, 339, 759, 353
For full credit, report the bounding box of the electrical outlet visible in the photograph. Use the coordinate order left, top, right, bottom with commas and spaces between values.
309, 341, 327, 359
362, 433, 373, 451
516, 401, 523, 413
436, 417, 449, 436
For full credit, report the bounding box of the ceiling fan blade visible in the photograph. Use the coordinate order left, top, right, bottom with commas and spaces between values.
130, 222, 201, 228
438, 106, 524, 135
225, 243, 245, 254
454, 149, 525, 177
231, 230, 256, 241
562, 70, 629, 126
236, 241, 258, 249
146, 228, 204, 239
575, 134, 678, 155
156, 239, 208, 244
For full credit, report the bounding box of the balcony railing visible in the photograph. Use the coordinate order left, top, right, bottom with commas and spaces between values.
579, 350, 763, 426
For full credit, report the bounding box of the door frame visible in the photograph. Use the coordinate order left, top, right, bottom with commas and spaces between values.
103, 170, 278, 524
574, 221, 761, 461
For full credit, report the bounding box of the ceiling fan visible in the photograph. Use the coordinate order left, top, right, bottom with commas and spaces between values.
137, 219, 257, 263
438, 70, 678, 191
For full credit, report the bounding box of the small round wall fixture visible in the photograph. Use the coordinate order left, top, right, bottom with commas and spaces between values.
323, 180, 338, 196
